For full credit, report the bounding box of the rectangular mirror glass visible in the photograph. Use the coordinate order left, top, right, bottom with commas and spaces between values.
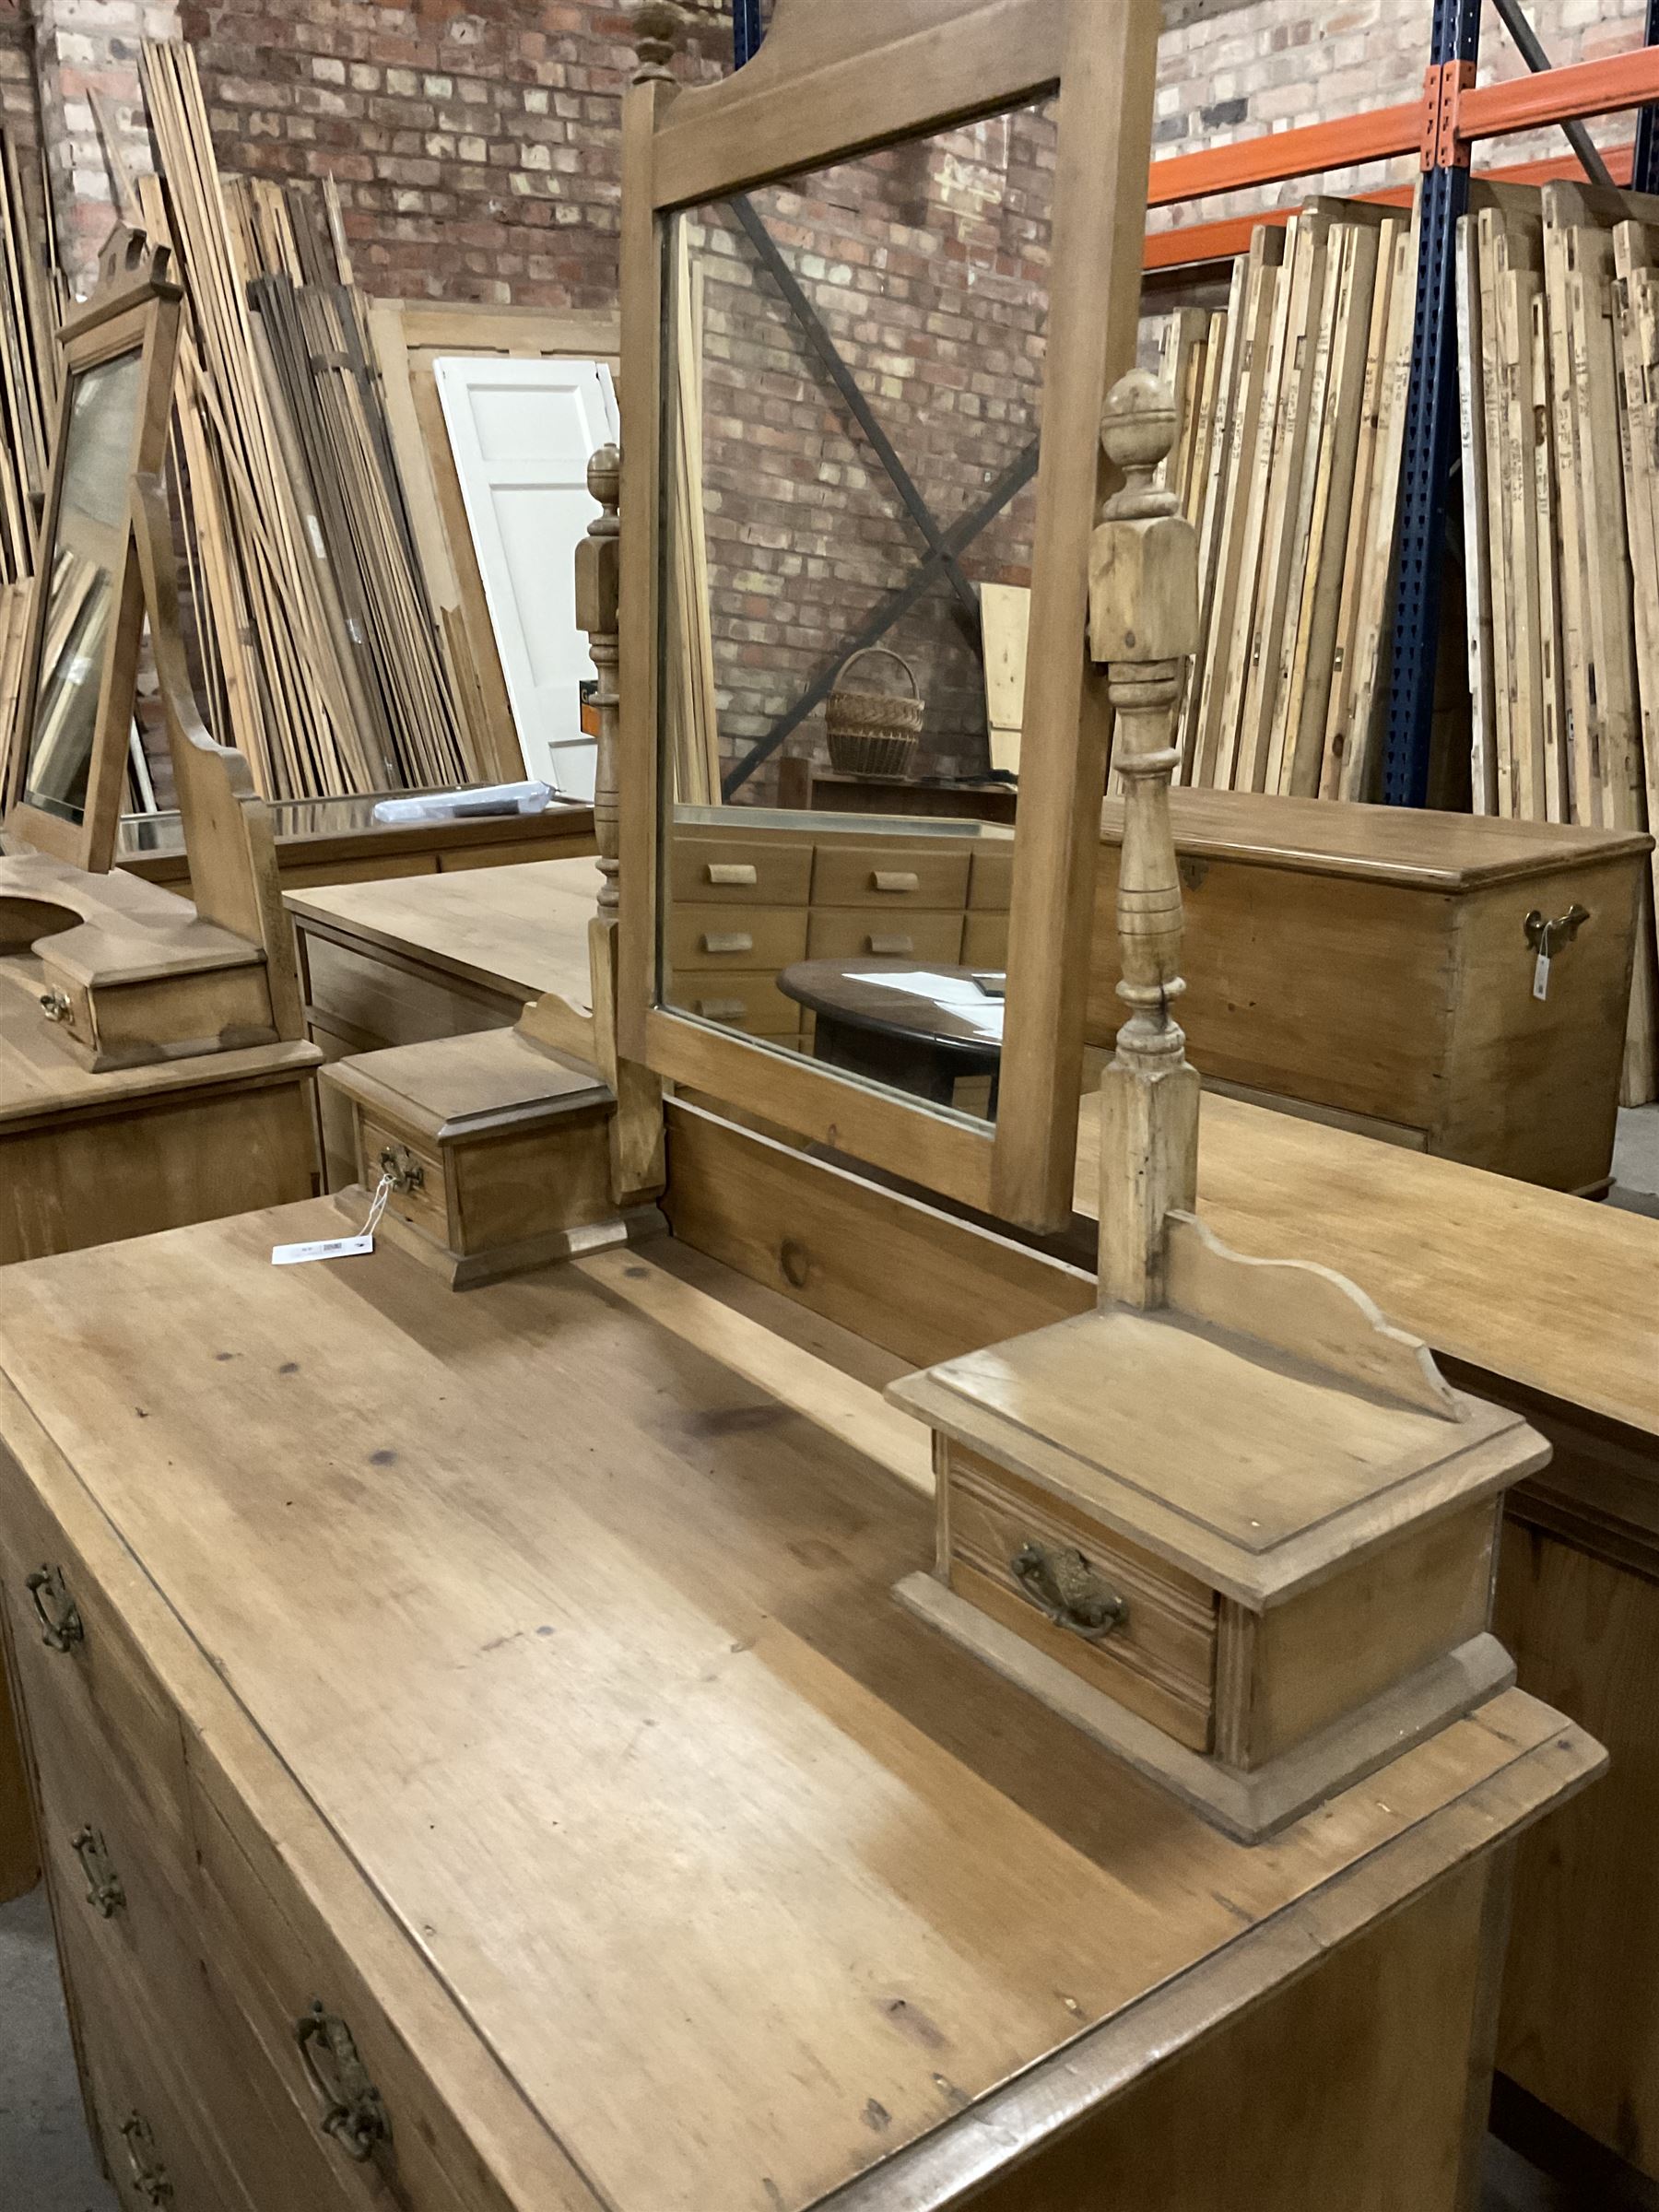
22, 347, 144, 825
657, 99, 1054, 1124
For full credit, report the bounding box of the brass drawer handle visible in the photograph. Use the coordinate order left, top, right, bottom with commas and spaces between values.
297, 2001, 392, 2163
39, 988, 72, 1023
70, 1826, 125, 1918
700, 930, 754, 956
871, 869, 920, 894
377, 1142, 424, 1194
120, 2112, 174, 2205
26, 1565, 84, 1653
705, 862, 757, 886
1011, 1542, 1125, 1642
865, 933, 913, 957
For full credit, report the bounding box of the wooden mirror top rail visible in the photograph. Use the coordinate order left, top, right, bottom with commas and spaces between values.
618, 0, 1162, 1232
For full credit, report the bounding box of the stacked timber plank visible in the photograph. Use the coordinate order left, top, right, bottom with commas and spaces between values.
1151, 200, 1418, 806
139, 41, 478, 804
1456, 180, 1659, 1102
0, 131, 56, 591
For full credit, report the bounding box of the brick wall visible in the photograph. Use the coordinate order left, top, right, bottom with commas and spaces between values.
174, 0, 729, 308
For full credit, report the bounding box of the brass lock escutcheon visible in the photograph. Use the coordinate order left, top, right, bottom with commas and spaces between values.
26, 1564, 84, 1653
377, 1143, 423, 1194
1011, 1541, 1126, 1642
296, 2001, 392, 2163
120, 2112, 174, 2205
1524, 903, 1590, 960
70, 1825, 125, 1918
38, 988, 71, 1023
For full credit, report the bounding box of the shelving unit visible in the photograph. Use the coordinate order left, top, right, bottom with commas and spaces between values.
728, 0, 1659, 811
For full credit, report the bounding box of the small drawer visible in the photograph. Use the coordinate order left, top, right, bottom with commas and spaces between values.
944, 1444, 1218, 1753
806, 911, 965, 963
0, 1453, 193, 1866
192, 1768, 512, 2212
667, 904, 808, 971
670, 836, 813, 905
960, 912, 1009, 969
357, 1115, 451, 1248
666, 969, 803, 1037
967, 849, 1015, 909
37, 974, 94, 1053
810, 843, 971, 909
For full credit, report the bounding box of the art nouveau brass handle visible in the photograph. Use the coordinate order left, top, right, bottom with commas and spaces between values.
38, 988, 71, 1022
296, 2001, 392, 2163
120, 2112, 174, 2205
1011, 1542, 1126, 1641
377, 1143, 423, 1194
70, 1826, 125, 1918
26, 1564, 84, 1653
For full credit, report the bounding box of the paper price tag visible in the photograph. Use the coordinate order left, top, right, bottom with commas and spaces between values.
272, 1233, 375, 1266
1533, 952, 1551, 1003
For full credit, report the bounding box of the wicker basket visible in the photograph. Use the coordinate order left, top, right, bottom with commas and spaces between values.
825, 647, 924, 778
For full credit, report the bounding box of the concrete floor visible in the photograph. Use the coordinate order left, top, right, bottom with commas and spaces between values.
3, 1105, 1657, 2212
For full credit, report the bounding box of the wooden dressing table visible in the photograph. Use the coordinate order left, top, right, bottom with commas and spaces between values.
0, 8, 1608, 2206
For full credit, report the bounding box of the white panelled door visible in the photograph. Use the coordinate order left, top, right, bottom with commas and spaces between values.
434, 356, 619, 799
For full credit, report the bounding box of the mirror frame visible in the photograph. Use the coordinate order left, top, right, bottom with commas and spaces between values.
3, 229, 182, 874
618, 0, 1159, 1233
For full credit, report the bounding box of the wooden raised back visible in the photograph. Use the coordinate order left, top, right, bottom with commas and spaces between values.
615, 0, 1163, 1232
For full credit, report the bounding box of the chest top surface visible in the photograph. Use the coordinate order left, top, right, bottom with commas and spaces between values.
0, 1203, 1592, 2212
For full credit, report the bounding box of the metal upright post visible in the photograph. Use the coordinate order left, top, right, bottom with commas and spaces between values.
1380, 0, 1482, 806
732, 0, 764, 67
1634, 0, 1659, 193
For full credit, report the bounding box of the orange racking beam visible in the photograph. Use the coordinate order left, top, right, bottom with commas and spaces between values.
1140, 140, 1637, 273
1146, 103, 1420, 206
1457, 46, 1659, 141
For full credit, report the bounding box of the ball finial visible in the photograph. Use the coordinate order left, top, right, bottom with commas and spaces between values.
587, 443, 621, 514
1100, 368, 1178, 481
633, 0, 687, 80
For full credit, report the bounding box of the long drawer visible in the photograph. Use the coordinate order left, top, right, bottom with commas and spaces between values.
0, 1448, 193, 1867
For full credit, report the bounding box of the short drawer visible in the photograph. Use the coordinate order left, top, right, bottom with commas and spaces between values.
671, 836, 813, 906
668, 904, 808, 971
943, 1444, 1218, 1753
960, 912, 1009, 969
0, 1455, 192, 1865
666, 969, 802, 1037
56, 1896, 264, 2212
357, 1114, 451, 1247
191, 1767, 511, 2212
967, 849, 1014, 909
806, 911, 965, 963
810, 843, 971, 909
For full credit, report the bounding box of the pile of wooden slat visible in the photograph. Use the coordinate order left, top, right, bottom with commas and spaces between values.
1456, 179, 1659, 1103
138, 40, 477, 804
1144, 202, 1418, 805
0, 131, 56, 590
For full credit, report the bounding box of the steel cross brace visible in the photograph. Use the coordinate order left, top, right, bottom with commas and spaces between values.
722, 439, 1039, 797
730, 194, 982, 621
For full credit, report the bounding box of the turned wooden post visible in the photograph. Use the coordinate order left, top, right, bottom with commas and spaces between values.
575, 445, 621, 916
1089, 369, 1201, 1312
632, 0, 686, 81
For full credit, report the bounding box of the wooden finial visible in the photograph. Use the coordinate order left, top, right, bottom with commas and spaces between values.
1089, 368, 1201, 1311
576, 443, 622, 913
633, 0, 687, 82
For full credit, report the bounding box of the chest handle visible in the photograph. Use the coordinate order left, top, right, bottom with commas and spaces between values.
120, 2112, 173, 2206
70, 1825, 126, 1918
26, 1564, 84, 1653
297, 2001, 393, 2163
1011, 1542, 1126, 1642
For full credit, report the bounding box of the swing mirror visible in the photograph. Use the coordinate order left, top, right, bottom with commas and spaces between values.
4, 230, 182, 874
620, 0, 1159, 1230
